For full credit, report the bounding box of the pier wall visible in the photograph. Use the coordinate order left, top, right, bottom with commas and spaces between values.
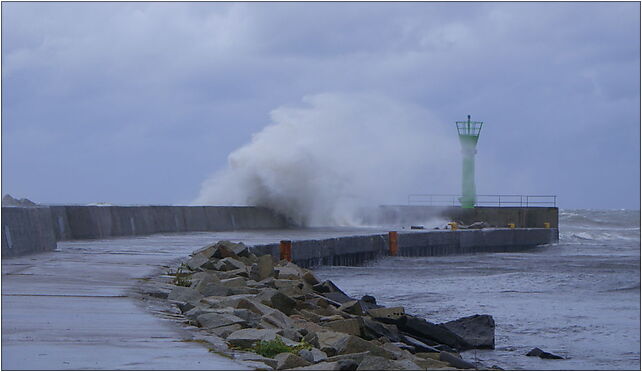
2, 206, 289, 257
369, 206, 559, 228
250, 228, 558, 268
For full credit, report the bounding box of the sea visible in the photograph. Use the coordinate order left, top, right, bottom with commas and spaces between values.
315, 209, 641, 370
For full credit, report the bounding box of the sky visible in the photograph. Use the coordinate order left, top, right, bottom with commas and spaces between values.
2, 2, 640, 210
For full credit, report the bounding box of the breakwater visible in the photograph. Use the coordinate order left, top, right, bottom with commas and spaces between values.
250, 228, 558, 268
1, 205, 289, 257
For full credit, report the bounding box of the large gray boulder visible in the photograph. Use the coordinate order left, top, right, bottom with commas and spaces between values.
298, 348, 328, 363
441, 314, 495, 349
362, 317, 400, 342
335, 336, 394, 359
398, 315, 471, 350
167, 286, 203, 305
196, 312, 246, 329
274, 352, 311, 370
250, 254, 275, 281
226, 328, 280, 348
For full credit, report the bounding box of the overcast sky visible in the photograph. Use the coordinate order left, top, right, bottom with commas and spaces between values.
2, 2, 640, 209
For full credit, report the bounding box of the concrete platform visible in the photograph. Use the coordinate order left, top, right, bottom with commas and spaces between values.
1, 228, 387, 370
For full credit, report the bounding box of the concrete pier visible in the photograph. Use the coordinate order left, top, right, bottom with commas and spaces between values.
250, 228, 558, 268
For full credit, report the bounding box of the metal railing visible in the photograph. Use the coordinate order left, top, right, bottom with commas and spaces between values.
407, 194, 557, 207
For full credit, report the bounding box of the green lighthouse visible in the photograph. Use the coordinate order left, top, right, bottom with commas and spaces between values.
456, 115, 483, 208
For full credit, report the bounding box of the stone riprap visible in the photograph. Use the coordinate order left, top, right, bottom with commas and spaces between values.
149, 240, 501, 370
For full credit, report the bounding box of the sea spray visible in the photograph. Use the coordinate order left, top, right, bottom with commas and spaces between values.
195, 92, 459, 226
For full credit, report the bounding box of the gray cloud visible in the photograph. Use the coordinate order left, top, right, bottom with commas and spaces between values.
2, 2, 639, 208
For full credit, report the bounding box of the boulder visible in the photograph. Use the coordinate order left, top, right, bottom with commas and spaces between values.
294, 361, 341, 370
196, 312, 246, 329
336, 359, 359, 371
299, 348, 328, 363
167, 286, 203, 304
398, 316, 471, 350
362, 318, 400, 342
336, 336, 394, 359
217, 268, 249, 279
270, 291, 298, 316
356, 356, 395, 370
276, 265, 301, 280
413, 357, 451, 370
441, 314, 495, 349
236, 298, 275, 316
316, 330, 352, 356
398, 334, 440, 353
313, 281, 354, 304
326, 351, 371, 364
366, 307, 405, 320
391, 358, 424, 370
199, 285, 231, 297
209, 324, 243, 338
185, 254, 210, 271
192, 243, 218, 259
219, 257, 247, 271
213, 240, 249, 259
275, 352, 311, 370
526, 347, 564, 359
226, 328, 281, 348
262, 310, 295, 329
359, 295, 383, 310
302, 331, 320, 349
338, 301, 367, 316
302, 270, 321, 285
220, 277, 247, 287
325, 318, 362, 336
439, 351, 477, 369
250, 255, 275, 282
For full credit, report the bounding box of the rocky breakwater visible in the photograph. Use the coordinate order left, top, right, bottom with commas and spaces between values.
151, 240, 498, 370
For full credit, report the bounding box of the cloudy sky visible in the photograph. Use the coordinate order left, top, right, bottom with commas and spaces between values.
2, 2, 640, 210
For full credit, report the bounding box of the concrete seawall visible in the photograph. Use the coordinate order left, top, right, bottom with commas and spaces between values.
2, 206, 289, 257
250, 228, 559, 268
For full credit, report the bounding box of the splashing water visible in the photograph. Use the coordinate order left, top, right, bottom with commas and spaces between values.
195, 92, 459, 226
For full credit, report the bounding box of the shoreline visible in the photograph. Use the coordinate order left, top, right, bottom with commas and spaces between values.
136, 240, 503, 370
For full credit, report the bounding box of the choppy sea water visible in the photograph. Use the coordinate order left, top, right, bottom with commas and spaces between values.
315, 209, 641, 370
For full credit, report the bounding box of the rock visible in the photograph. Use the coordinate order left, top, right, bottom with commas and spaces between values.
326, 351, 371, 364
526, 347, 564, 359
366, 307, 405, 320
398, 315, 471, 350
250, 255, 276, 282
185, 254, 210, 271
209, 324, 243, 338
336, 336, 394, 359
359, 295, 382, 310
220, 277, 247, 287
302, 270, 321, 285
196, 312, 246, 329
274, 352, 311, 370
398, 334, 441, 353
167, 286, 203, 304
362, 318, 400, 342
2, 194, 36, 206
319, 315, 344, 322
356, 356, 395, 370
391, 358, 423, 370
262, 310, 295, 329
336, 359, 359, 371
299, 348, 327, 364
276, 265, 301, 280
441, 314, 495, 349
226, 328, 281, 348
413, 357, 451, 369
325, 318, 362, 336
191, 272, 221, 286
237, 355, 278, 369
199, 285, 231, 297
439, 351, 477, 369
236, 298, 275, 316
219, 257, 247, 271
338, 300, 367, 316
317, 330, 352, 356
282, 328, 303, 342
294, 361, 341, 370
302, 331, 320, 348
213, 240, 249, 259
217, 268, 249, 279
270, 291, 298, 316
192, 243, 218, 259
